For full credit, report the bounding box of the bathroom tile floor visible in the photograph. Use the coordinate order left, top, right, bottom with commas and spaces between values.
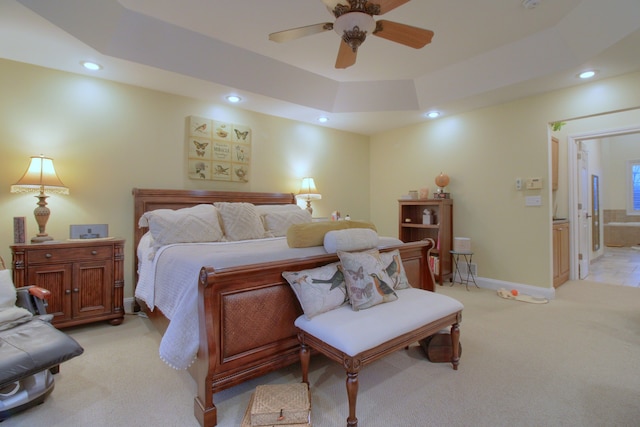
587, 246, 640, 287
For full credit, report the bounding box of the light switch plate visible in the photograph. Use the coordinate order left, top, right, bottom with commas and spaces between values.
525, 177, 543, 189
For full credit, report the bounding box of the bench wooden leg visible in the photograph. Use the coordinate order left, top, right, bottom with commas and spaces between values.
346, 371, 359, 427
344, 356, 362, 427
450, 322, 460, 370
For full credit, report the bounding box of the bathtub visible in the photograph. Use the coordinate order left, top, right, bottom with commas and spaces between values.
604, 222, 640, 247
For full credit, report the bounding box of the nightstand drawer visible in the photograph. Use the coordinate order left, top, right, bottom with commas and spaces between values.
27, 246, 113, 264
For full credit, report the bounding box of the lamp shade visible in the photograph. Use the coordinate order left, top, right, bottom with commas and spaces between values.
11, 155, 69, 195
297, 177, 322, 201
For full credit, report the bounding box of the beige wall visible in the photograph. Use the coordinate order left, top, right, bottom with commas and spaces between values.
370, 72, 640, 288
1, 58, 639, 295
0, 59, 370, 298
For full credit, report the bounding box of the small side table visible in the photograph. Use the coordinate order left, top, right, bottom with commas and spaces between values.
450, 250, 479, 291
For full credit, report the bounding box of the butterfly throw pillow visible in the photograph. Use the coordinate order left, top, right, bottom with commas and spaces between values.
337, 249, 398, 311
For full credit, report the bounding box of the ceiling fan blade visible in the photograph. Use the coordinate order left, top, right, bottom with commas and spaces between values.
373, 20, 434, 48
335, 40, 357, 69
377, 0, 411, 15
269, 22, 333, 43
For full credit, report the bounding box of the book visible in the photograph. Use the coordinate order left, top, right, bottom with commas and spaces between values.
13, 216, 26, 244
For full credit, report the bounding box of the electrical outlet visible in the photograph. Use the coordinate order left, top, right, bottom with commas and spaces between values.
515, 178, 522, 191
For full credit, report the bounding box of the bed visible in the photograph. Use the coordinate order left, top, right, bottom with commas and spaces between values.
132, 188, 435, 427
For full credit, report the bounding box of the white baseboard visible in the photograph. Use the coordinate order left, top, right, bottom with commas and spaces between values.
467, 277, 556, 300
124, 297, 136, 314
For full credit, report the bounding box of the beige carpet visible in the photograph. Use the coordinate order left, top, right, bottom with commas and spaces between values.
3, 280, 639, 427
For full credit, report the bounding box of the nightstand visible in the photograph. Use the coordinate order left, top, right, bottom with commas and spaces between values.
10, 239, 125, 328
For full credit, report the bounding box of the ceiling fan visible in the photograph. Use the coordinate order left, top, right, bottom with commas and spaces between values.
268, 0, 434, 69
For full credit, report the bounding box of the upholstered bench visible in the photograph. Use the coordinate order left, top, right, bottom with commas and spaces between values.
295, 288, 463, 427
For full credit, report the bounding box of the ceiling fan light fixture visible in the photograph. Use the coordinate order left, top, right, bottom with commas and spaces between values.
334, 12, 375, 51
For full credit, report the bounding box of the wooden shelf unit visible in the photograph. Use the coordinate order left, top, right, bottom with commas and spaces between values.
398, 199, 453, 285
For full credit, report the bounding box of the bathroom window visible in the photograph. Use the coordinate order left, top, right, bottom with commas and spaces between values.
627, 160, 640, 215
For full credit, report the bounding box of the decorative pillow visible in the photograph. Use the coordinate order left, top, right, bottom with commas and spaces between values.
324, 228, 379, 254
214, 202, 266, 241
337, 249, 398, 311
264, 209, 312, 237
0, 269, 17, 309
0, 269, 33, 326
282, 262, 349, 319
379, 249, 411, 290
138, 204, 223, 251
287, 221, 377, 248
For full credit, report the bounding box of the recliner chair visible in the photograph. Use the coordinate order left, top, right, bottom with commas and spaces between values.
0, 260, 84, 421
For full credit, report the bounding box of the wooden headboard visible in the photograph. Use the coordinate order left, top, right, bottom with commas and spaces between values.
132, 188, 296, 282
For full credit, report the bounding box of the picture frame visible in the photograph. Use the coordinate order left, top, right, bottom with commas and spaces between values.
187, 115, 251, 182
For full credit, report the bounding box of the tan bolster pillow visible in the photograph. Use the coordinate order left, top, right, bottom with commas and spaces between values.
286, 220, 377, 248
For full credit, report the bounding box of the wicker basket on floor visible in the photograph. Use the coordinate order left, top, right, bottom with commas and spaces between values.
241, 383, 311, 426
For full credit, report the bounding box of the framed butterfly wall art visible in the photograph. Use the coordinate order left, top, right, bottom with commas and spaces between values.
186, 115, 251, 182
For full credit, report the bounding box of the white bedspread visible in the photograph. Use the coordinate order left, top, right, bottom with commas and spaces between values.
135, 235, 403, 370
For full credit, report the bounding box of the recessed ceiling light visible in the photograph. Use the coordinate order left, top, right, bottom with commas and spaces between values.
81, 61, 102, 71
425, 111, 440, 119
225, 95, 241, 103
578, 70, 597, 79
317, 116, 329, 123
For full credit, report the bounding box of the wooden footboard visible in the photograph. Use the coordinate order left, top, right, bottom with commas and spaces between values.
131, 188, 434, 427
192, 241, 433, 427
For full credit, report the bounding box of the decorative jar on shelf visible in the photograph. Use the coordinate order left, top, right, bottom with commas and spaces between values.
423, 209, 433, 225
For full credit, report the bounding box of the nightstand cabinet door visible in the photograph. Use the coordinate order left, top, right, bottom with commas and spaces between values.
27, 263, 73, 323
11, 239, 125, 328
73, 260, 113, 320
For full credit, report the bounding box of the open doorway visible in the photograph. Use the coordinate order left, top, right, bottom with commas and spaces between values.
567, 125, 640, 283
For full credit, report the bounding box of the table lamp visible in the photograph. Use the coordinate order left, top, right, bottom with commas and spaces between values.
296, 177, 321, 214
11, 155, 69, 243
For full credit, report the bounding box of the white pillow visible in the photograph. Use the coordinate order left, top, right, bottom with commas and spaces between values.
323, 228, 379, 254
0, 269, 17, 309
139, 204, 223, 250
0, 269, 34, 325
264, 210, 312, 237
214, 202, 267, 241
254, 204, 301, 215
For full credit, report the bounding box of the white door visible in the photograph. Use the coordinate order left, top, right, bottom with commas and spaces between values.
577, 146, 590, 279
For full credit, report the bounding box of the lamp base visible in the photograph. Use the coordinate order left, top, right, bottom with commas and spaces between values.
32, 192, 53, 243
31, 235, 53, 243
